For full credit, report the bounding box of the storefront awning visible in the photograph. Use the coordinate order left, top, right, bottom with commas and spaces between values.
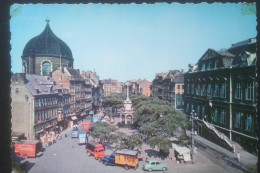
45, 125, 53, 129
81, 112, 86, 116
89, 111, 94, 115
36, 129, 44, 134
71, 116, 77, 121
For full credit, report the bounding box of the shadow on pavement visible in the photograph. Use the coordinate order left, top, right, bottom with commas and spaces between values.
26, 162, 35, 172
144, 149, 159, 158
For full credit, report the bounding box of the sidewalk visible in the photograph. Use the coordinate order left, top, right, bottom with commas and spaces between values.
189, 132, 257, 173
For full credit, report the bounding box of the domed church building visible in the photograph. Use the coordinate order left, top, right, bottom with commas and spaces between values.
21, 20, 74, 76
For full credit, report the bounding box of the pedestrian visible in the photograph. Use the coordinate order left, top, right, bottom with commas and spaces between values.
237, 151, 240, 162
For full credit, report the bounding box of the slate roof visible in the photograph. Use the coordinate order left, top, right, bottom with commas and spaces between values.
65, 68, 85, 81
174, 73, 184, 83
25, 74, 61, 96
22, 22, 73, 60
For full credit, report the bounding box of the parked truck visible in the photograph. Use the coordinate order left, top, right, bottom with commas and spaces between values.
14, 140, 43, 158
78, 130, 88, 144
103, 149, 139, 170
85, 140, 105, 160
82, 122, 92, 133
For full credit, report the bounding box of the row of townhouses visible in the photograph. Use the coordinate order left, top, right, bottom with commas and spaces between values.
151, 70, 185, 110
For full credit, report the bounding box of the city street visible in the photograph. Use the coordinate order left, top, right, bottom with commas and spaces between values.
26, 120, 244, 173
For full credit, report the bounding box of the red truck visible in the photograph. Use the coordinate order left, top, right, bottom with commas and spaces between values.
82, 122, 92, 133
86, 140, 105, 160
14, 140, 43, 158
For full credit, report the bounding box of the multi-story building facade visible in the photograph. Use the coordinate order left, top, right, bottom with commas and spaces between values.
11, 73, 62, 142
101, 79, 122, 96
122, 79, 152, 97
184, 38, 257, 154
52, 67, 91, 127
151, 70, 184, 109
138, 79, 152, 97
82, 71, 103, 114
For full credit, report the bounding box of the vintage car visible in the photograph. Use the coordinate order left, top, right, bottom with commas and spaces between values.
143, 160, 168, 172
71, 129, 79, 138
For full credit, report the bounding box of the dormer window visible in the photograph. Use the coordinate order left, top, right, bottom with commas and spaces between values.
201, 63, 206, 71
207, 62, 211, 70
214, 60, 218, 69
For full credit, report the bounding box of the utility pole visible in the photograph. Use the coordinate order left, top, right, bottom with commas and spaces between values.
190, 109, 197, 164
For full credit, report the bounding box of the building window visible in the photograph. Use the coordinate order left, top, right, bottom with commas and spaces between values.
196, 85, 201, 95
245, 82, 253, 100
235, 82, 242, 100
197, 105, 200, 117
220, 83, 226, 98
207, 84, 212, 96
214, 60, 218, 69
245, 114, 253, 132
201, 84, 206, 96
235, 112, 242, 128
42, 61, 51, 76
186, 84, 190, 94
191, 84, 194, 94
191, 104, 194, 112
186, 103, 189, 113
213, 108, 218, 122
207, 62, 211, 70
220, 109, 226, 125
201, 63, 206, 71
202, 106, 205, 119
214, 84, 219, 97
177, 85, 180, 89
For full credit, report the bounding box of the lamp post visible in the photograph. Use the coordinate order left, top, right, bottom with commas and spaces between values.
190, 109, 198, 164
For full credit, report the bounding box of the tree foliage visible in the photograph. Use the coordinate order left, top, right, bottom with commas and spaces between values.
102, 93, 126, 112
114, 132, 143, 150
147, 136, 172, 156
90, 122, 117, 144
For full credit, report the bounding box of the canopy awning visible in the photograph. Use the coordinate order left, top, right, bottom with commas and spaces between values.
71, 116, 77, 121
81, 112, 86, 116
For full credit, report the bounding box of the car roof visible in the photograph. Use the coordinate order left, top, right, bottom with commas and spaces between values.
149, 160, 160, 163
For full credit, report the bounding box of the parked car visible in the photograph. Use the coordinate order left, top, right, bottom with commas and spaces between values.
143, 160, 168, 172
71, 129, 79, 138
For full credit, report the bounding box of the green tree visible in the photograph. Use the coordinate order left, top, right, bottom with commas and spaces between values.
147, 136, 172, 157
90, 122, 117, 144
115, 132, 143, 150
102, 93, 126, 113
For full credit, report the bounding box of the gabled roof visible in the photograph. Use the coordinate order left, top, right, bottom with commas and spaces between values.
174, 73, 184, 83
25, 74, 61, 96
200, 48, 234, 61
64, 68, 85, 81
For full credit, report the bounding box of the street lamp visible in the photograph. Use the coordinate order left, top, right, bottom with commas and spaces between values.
190, 109, 198, 164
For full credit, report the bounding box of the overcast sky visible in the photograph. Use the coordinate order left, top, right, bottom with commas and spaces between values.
10, 3, 256, 82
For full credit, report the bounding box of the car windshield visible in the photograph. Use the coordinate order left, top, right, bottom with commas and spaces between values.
97, 150, 104, 152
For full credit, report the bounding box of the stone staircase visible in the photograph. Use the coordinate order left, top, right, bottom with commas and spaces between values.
201, 120, 235, 152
